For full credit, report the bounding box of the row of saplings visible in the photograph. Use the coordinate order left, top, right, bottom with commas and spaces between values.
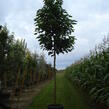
66, 36, 109, 109
0, 25, 53, 109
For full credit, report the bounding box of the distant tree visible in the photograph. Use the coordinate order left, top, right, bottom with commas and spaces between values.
38, 54, 46, 80
0, 26, 12, 83
0, 26, 9, 75
35, 0, 77, 104
0, 25, 14, 87
0, 25, 2, 30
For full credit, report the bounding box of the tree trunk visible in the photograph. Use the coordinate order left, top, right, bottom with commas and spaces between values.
20, 70, 27, 94
4, 73, 7, 88
54, 50, 56, 104
15, 67, 20, 88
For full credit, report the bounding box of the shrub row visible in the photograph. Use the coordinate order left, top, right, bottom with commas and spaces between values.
0, 25, 53, 91
66, 36, 109, 108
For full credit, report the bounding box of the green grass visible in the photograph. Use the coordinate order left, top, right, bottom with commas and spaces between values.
28, 73, 93, 109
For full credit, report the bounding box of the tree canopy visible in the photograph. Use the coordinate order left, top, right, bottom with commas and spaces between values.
34, 0, 77, 56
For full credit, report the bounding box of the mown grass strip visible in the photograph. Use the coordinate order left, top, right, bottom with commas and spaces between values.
28, 73, 93, 109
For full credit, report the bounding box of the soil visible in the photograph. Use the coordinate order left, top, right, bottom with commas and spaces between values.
9, 80, 51, 109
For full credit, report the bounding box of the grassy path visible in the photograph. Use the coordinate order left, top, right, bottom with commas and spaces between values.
28, 73, 93, 109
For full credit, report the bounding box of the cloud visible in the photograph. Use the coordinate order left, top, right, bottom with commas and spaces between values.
0, 0, 109, 69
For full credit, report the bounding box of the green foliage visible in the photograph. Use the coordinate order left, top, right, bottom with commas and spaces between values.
66, 36, 109, 107
0, 25, 14, 77
0, 25, 53, 89
34, 0, 77, 55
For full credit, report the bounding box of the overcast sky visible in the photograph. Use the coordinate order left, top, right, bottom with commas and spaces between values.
0, 0, 109, 69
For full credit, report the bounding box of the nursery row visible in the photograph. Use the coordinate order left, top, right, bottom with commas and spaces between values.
0, 25, 53, 92
66, 36, 109, 108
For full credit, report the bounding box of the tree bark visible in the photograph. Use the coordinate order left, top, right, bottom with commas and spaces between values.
54, 50, 56, 104
15, 67, 20, 88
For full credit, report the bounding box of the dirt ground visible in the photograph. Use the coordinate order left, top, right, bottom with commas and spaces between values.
10, 80, 51, 109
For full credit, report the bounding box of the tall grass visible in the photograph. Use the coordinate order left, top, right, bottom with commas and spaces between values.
66, 36, 109, 107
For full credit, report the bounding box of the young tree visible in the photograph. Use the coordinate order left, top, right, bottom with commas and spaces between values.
0, 25, 14, 87
0, 26, 9, 77
34, 0, 77, 104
